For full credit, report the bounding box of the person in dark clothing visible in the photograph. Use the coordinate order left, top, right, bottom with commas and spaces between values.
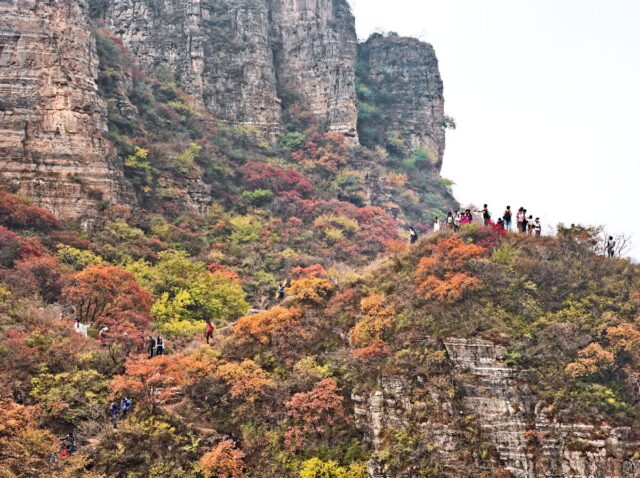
109, 402, 119, 428
607, 236, 616, 258
205, 320, 215, 344
503, 206, 512, 231
409, 226, 418, 244
477, 204, 491, 226
146, 336, 156, 359
120, 397, 132, 419
155, 336, 164, 356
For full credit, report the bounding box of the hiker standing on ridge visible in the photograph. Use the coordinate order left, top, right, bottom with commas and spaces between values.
516, 208, 526, 233
477, 204, 491, 226
503, 206, 512, 231
533, 218, 542, 236
277, 279, 288, 301
433, 217, 441, 232
409, 226, 418, 244
205, 320, 215, 344
607, 236, 616, 257
453, 212, 461, 232
446, 212, 454, 229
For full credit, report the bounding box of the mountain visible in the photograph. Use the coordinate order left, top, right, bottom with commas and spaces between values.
2, 2, 638, 478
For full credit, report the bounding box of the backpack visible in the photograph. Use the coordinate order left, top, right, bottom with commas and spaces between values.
504, 210, 512, 220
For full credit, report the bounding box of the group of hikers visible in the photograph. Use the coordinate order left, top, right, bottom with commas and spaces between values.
146, 336, 165, 358
108, 397, 133, 428
409, 204, 543, 244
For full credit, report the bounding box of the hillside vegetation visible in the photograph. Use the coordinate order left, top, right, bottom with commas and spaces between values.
0, 189, 638, 477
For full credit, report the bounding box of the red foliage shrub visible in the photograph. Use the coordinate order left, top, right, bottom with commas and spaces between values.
285, 378, 348, 450
352, 339, 392, 363
240, 162, 313, 197
416, 237, 486, 302
207, 263, 241, 283
12, 255, 66, 302
291, 264, 328, 279
0, 190, 61, 231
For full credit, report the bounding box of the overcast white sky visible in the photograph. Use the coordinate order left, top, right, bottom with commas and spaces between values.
350, 0, 640, 259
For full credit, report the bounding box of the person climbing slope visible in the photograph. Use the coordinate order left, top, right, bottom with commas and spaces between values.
109, 402, 119, 428
205, 320, 215, 344
409, 226, 418, 244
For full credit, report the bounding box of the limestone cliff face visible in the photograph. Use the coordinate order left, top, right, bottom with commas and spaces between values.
269, 0, 358, 141
102, 0, 358, 141
357, 34, 446, 170
103, 0, 283, 135
354, 338, 640, 478
0, 0, 126, 224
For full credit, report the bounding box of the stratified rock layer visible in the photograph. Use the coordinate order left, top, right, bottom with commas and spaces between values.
0, 0, 125, 224
354, 338, 640, 477
103, 0, 283, 135
103, 0, 358, 141
357, 34, 446, 170
269, 0, 358, 141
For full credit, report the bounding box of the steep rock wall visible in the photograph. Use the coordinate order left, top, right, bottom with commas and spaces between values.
357, 34, 446, 170
103, 0, 358, 141
354, 338, 640, 477
103, 0, 283, 135
269, 0, 358, 141
0, 0, 125, 223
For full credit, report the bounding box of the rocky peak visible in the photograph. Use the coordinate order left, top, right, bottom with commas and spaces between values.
357, 33, 446, 170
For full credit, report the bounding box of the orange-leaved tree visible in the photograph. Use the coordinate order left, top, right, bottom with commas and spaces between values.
0, 399, 57, 476
350, 293, 395, 348
214, 359, 273, 405
199, 440, 246, 478
288, 278, 334, 305
416, 237, 486, 302
233, 306, 306, 351
111, 352, 216, 412
285, 378, 347, 450
62, 264, 152, 347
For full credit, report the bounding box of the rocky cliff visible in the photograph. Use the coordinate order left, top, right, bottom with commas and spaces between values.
357, 33, 446, 170
101, 0, 358, 141
354, 338, 640, 478
0, 0, 126, 224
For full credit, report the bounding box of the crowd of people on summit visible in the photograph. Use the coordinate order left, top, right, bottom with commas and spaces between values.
430, 205, 542, 236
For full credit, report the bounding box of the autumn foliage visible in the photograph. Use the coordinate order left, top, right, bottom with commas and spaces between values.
415, 237, 486, 302
110, 352, 215, 411
288, 278, 334, 305
350, 294, 395, 347
285, 378, 347, 450
215, 359, 273, 404
199, 440, 246, 478
62, 264, 152, 344
0, 399, 56, 476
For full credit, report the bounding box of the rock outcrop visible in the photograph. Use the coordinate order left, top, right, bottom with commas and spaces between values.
357, 34, 446, 170
269, 0, 358, 141
354, 338, 640, 477
102, 0, 358, 141
0, 0, 126, 224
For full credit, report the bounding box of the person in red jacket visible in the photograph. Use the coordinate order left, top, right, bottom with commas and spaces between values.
205, 320, 215, 344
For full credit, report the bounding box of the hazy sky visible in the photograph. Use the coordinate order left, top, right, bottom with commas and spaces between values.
349, 0, 640, 259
